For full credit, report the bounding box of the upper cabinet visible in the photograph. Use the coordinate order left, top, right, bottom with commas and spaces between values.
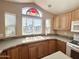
53, 9, 79, 31
53, 13, 72, 31
72, 9, 79, 21
60, 13, 72, 30
5, 12, 16, 37
53, 16, 60, 30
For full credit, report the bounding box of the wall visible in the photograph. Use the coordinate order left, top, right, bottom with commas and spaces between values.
55, 31, 74, 37
0, 1, 54, 38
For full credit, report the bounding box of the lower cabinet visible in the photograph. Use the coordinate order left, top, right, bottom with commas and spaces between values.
28, 41, 49, 59
29, 46, 38, 59
0, 39, 66, 59
56, 40, 66, 53
38, 41, 48, 58
48, 40, 56, 54
7, 45, 29, 59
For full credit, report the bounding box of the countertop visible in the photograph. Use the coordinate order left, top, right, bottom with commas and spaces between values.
41, 51, 72, 59
0, 35, 72, 54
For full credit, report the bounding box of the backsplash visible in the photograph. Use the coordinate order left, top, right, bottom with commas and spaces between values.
55, 31, 74, 38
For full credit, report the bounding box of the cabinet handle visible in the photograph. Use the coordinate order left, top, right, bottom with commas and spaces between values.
0, 55, 10, 58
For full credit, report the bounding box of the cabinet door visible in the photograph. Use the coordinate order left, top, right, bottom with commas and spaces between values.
29, 46, 38, 59
53, 16, 60, 30
38, 41, 48, 58
48, 40, 56, 54
56, 40, 66, 53
66, 13, 72, 30
72, 9, 79, 21
20, 45, 29, 59
59, 13, 72, 30
7, 47, 21, 59
28, 41, 49, 59
7, 45, 28, 59
71, 10, 76, 20
43, 41, 49, 56
75, 9, 79, 20
60, 15, 67, 30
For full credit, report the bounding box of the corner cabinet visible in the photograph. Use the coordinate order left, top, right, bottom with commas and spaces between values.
56, 40, 66, 53
53, 13, 72, 31
7, 45, 29, 59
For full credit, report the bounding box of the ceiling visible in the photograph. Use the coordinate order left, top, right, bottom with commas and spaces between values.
5, 0, 79, 14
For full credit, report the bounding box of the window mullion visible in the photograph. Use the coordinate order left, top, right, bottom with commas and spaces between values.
32, 18, 34, 34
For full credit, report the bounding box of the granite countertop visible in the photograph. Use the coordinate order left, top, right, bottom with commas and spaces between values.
0, 35, 72, 54
41, 51, 72, 59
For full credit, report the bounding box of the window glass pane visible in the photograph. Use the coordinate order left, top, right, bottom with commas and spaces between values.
27, 8, 40, 17
22, 17, 33, 35
22, 16, 42, 35
26, 17, 33, 34
22, 7, 42, 17
45, 19, 51, 34
33, 18, 42, 34
5, 12, 16, 37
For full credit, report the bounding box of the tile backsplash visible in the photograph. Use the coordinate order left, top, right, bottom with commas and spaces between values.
55, 31, 74, 37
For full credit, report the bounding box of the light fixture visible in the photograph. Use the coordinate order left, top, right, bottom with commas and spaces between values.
48, 4, 52, 8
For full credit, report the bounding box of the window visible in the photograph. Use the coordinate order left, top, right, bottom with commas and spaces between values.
33, 18, 42, 34
26, 8, 40, 17
22, 7, 42, 17
22, 7, 52, 35
5, 12, 16, 37
22, 7, 42, 35
45, 19, 51, 34
22, 16, 42, 35
22, 17, 33, 35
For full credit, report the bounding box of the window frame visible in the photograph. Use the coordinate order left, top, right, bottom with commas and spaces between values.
5, 12, 16, 37
22, 15, 42, 35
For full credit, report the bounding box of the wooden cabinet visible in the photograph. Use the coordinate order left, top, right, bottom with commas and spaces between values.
48, 40, 56, 54
7, 45, 29, 59
28, 40, 56, 59
38, 41, 48, 58
60, 13, 72, 30
0, 39, 66, 59
20, 45, 29, 59
53, 16, 60, 30
65, 13, 72, 30
28, 46, 38, 59
71, 9, 79, 21
28, 41, 49, 59
56, 40, 66, 53
53, 13, 72, 31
